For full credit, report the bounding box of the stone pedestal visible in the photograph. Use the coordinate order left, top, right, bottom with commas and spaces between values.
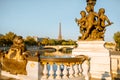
26, 61, 41, 80
72, 41, 112, 80
26, 57, 43, 80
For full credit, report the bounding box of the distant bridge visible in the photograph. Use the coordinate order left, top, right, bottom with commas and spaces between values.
44, 45, 75, 51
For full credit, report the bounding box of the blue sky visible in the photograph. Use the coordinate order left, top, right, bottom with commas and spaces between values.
0, 0, 120, 41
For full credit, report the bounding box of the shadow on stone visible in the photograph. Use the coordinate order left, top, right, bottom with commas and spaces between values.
101, 71, 110, 80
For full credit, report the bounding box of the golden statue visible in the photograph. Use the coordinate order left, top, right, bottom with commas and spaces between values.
75, 11, 87, 36
5, 36, 27, 60
1, 36, 29, 74
75, 0, 113, 40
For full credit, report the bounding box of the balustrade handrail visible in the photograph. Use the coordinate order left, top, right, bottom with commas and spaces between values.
40, 56, 87, 64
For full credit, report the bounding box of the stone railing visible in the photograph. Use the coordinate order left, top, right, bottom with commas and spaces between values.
0, 55, 90, 80
111, 55, 120, 75
110, 51, 120, 79
40, 55, 90, 80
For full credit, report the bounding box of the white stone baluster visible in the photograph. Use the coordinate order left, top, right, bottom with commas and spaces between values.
69, 63, 74, 78
82, 60, 90, 80
79, 64, 83, 76
41, 62, 48, 79
62, 63, 68, 79
56, 63, 61, 79
48, 62, 54, 79
74, 63, 79, 77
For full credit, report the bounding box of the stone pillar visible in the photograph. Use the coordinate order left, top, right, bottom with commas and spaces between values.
72, 41, 112, 80
26, 57, 41, 80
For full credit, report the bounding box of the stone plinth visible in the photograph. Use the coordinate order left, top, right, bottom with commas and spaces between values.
72, 41, 111, 80
26, 57, 42, 80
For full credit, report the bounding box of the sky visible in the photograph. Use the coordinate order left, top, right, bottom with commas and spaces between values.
0, 0, 120, 41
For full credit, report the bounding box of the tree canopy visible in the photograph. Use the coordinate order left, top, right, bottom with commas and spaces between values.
113, 31, 120, 50
0, 32, 17, 46
0, 32, 76, 46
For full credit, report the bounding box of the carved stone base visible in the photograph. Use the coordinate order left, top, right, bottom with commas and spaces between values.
72, 41, 112, 80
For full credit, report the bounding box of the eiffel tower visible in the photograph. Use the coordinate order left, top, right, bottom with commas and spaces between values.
58, 22, 62, 40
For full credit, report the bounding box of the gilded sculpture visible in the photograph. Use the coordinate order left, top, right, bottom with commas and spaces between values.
76, 0, 113, 40
1, 36, 29, 74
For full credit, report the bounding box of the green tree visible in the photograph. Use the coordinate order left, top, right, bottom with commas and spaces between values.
25, 36, 37, 46
62, 41, 68, 45
0, 36, 6, 46
113, 31, 120, 50
68, 40, 76, 45
48, 39, 56, 45
41, 38, 49, 46
2, 32, 17, 46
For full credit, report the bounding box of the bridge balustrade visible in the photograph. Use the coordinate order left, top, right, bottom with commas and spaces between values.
44, 45, 75, 51
40, 55, 90, 80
